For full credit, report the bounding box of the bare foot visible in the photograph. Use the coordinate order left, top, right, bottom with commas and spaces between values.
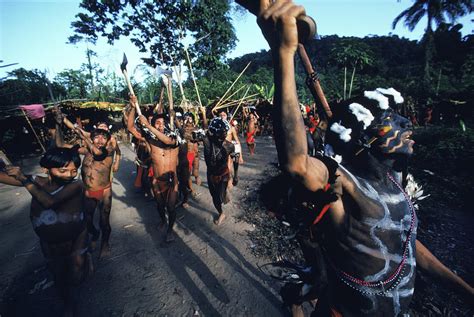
214, 213, 226, 225
165, 231, 175, 243
99, 243, 111, 259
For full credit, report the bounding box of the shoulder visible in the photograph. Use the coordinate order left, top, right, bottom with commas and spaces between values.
67, 179, 84, 190
33, 175, 48, 186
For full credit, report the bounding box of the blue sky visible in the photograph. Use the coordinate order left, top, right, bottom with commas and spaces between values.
0, 0, 472, 80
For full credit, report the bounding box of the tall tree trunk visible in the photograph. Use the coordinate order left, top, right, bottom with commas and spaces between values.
343, 66, 347, 100
435, 68, 442, 96
86, 48, 94, 94
349, 63, 357, 98
423, 14, 434, 95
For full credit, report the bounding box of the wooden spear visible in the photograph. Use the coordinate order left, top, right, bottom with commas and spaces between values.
297, 44, 332, 120
20, 109, 46, 153
164, 75, 175, 129
213, 61, 251, 112
216, 85, 246, 108
154, 86, 165, 114
120, 53, 142, 116
184, 46, 203, 108
231, 85, 251, 122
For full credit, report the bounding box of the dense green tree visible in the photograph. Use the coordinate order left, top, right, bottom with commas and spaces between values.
328, 39, 374, 99
54, 69, 89, 99
69, 0, 237, 71
0, 68, 65, 109
392, 0, 473, 92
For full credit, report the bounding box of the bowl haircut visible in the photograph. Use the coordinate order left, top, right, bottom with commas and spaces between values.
40, 146, 81, 169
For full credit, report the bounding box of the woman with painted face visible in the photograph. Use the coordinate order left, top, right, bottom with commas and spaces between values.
0, 147, 88, 316
202, 117, 235, 225
257, 1, 473, 315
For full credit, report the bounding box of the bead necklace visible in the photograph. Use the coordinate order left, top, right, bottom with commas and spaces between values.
333, 172, 416, 296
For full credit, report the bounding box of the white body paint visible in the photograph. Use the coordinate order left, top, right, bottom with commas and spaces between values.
330, 122, 352, 142
335, 165, 417, 315
349, 103, 375, 129
364, 90, 389, 110
376, 87, 404, 104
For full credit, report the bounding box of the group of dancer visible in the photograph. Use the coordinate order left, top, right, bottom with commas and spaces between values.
1, 0, 473, 316
0, 92, 259, 315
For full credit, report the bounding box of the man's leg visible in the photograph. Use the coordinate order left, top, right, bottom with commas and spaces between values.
67, 229, 88, 316
142, 166, 154, 198
227, 156, 234, 189
249, 143, 256, 155
165, 181, 178, 242
210, 175, 229, 225
232, 154, 240, 186
192, 150, 201, 186
178, 164, 190, 207
84, 197, 99, 249
152, 179, 168, 230
98, 189, 112, 258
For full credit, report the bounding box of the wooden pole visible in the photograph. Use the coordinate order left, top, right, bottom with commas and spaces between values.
21, 109, 46, 153
166, 76, 174, 129
184, 46, 203, 108
217, 85, 246, 107
154, 86, 165, 114
0, 149, 12, 166
297, 44, 332, 119
213, 62, 251, 112
230, 85, 251, 122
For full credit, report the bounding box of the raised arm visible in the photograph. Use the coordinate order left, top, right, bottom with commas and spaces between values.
199, 106, 208, 129
138, 115, 176, 146
125, 98, 146, 141
110, 136, 121, 172
258, 1, 328, 191
53, 107, 71, 148
4, 166, 83, 209
0, 171, 23, 186
53, 107, 89, 155
416, 240, 474, 300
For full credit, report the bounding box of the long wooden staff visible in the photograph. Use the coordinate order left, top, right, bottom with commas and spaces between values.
21, 109, 46, 153
230, 85, 251, 122
165, 75, 174, 129
120, 53, 142, 116
212, 62, 251, 112
184, 46, 203, 108
0, 149, 12, 166
154, 86, 165, 114
297, 44, 332, 120
216, 85, 246, 108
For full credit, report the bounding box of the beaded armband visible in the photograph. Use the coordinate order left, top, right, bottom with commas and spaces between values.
306, 72, 320, 86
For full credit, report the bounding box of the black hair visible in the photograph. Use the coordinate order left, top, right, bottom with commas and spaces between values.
40, 146, 81, 169
151, 113, 167, 126
325, 90, 402, 159
91, 128, 111, 140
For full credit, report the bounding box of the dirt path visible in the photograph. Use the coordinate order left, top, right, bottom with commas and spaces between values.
0, 136, 286, 316
2, 135, 472, 316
